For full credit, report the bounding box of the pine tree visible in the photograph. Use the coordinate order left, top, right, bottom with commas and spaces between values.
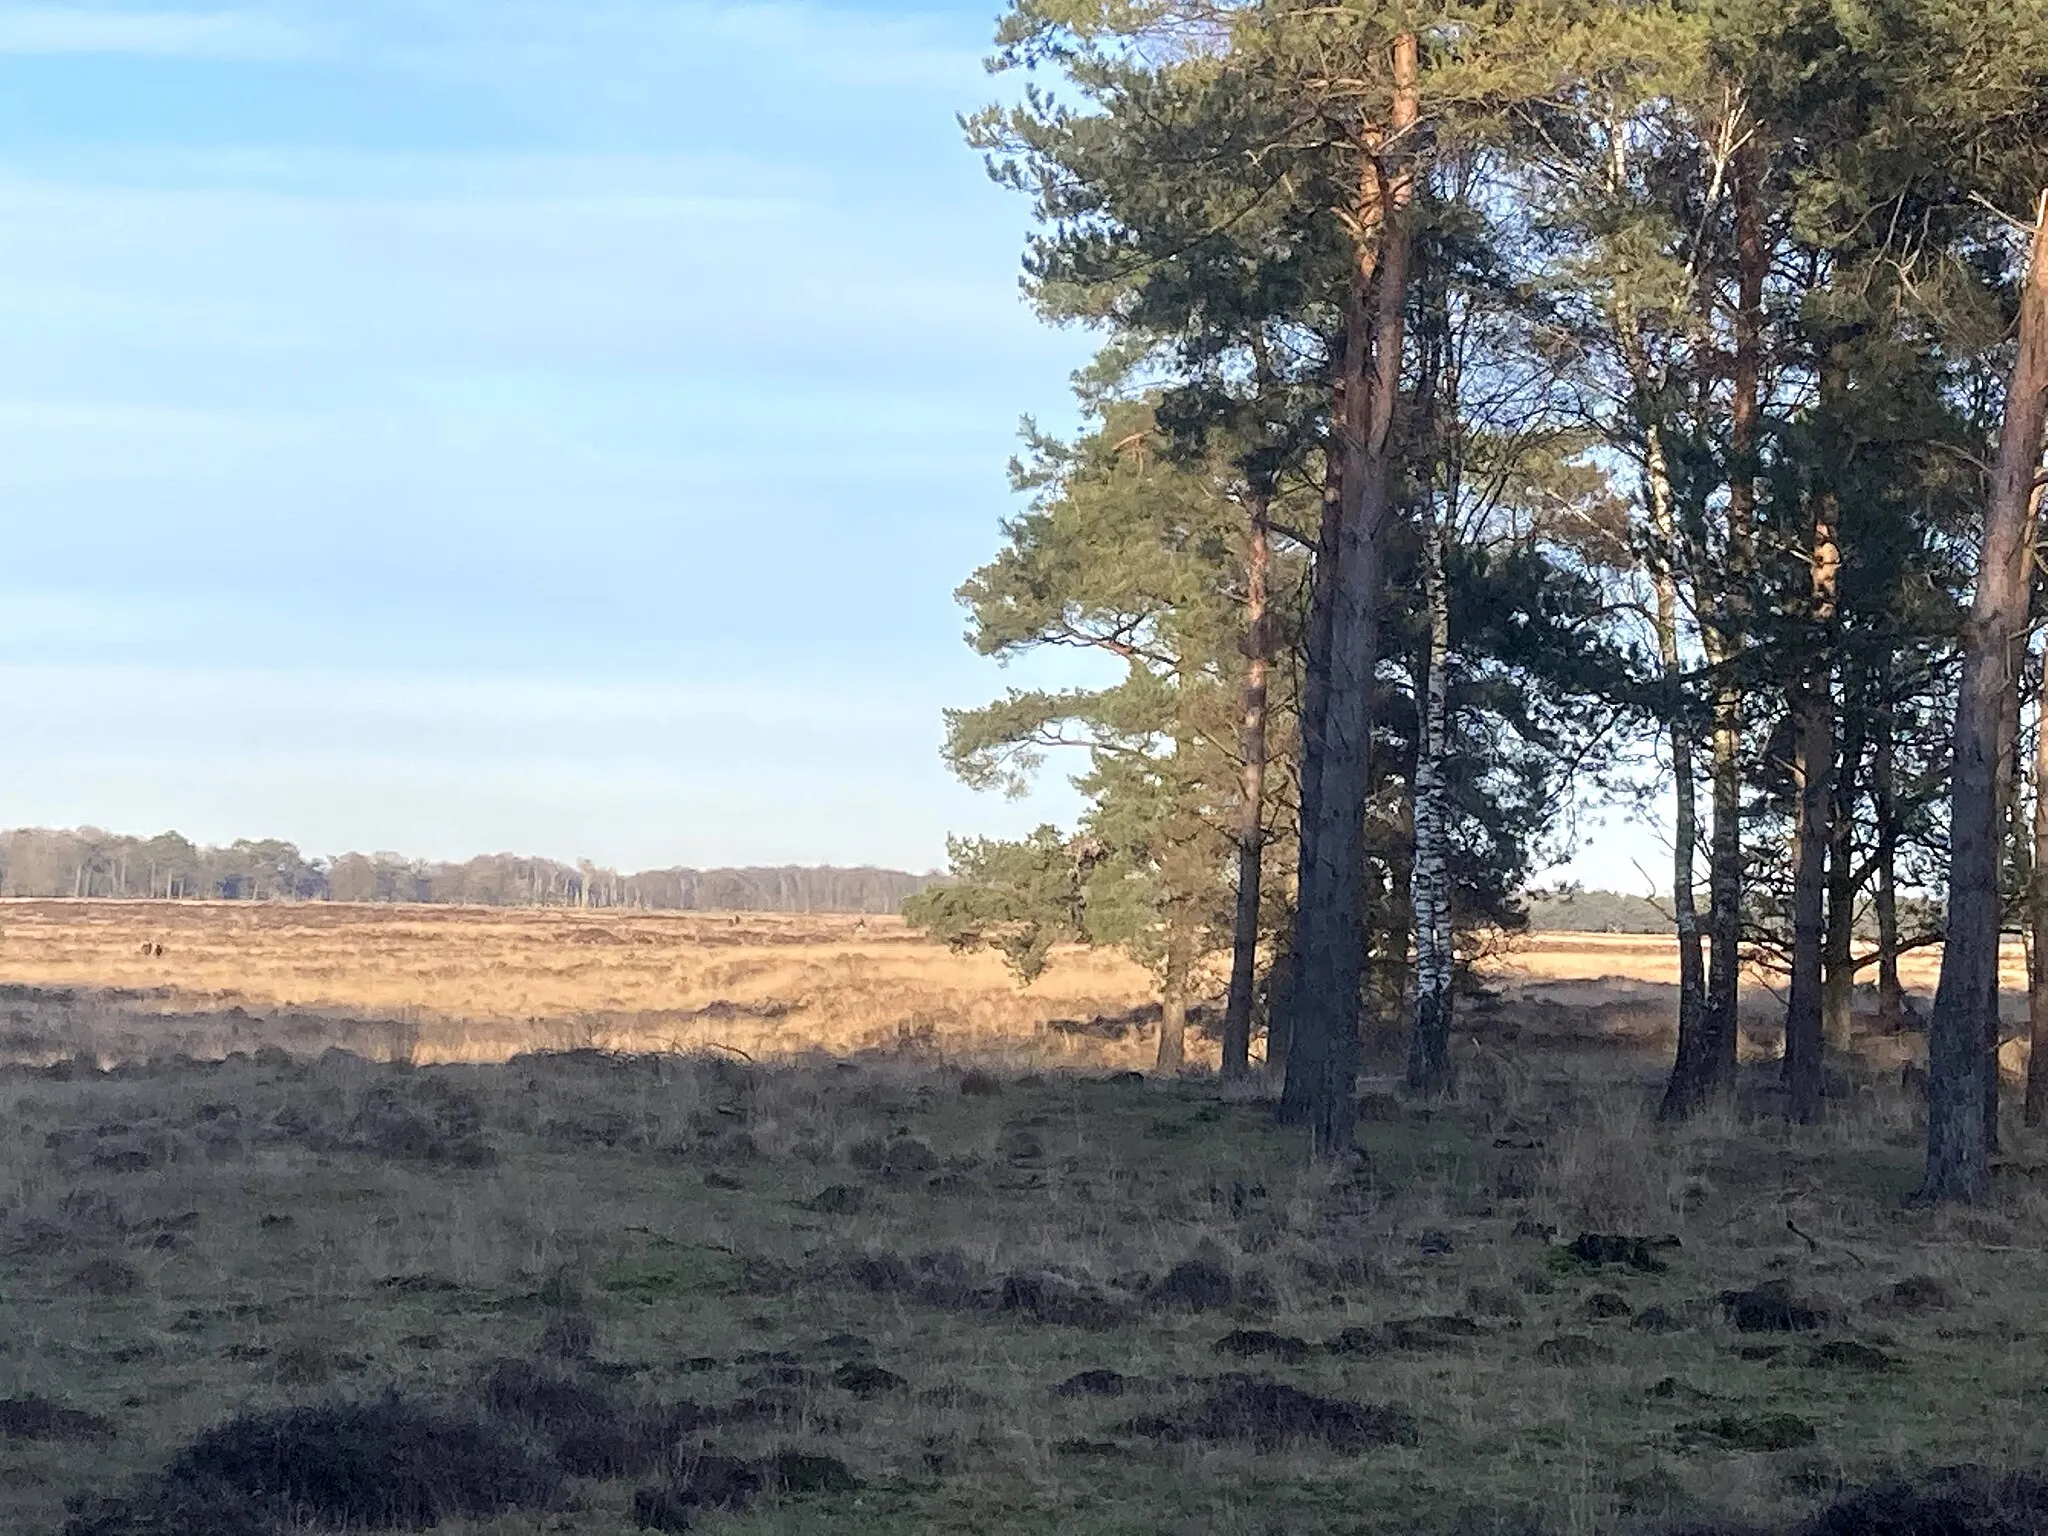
913, 399, 1303, 1069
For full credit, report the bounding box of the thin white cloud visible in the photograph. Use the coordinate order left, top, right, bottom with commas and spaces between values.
0, 2, 986, 90
364, 0, 982, 98
677, 0, 982, 88
0, 5, 315, 58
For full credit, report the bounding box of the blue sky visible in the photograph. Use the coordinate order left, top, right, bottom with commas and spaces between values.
0, 0, 1111, 871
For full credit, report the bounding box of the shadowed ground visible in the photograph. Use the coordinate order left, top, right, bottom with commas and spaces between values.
3, 906, 2046, 1534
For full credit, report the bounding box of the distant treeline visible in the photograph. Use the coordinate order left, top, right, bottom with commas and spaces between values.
0, 827, 932, 914
1522, 889, 1677, 935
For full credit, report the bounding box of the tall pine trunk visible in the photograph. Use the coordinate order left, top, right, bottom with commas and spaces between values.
1648, 417, 1709, 1118
1278, 222, 1376, 1111
1407, 497, 1454, 1095
1156, 936, 1189, 1074
1785, 707, 1831, 1121
1923, 193, 2048, 1202
1786, 498, 1840, 1123
1284, 31, 1418, 1154
1822, 709, 1865, 1051
1272, 463, 1343, 1089
1989, 664, 2027, 1154
1223, 498, 1273, 1080
1279, 45, 1358, 1113
1688, 146, 1765, 1112
1603, 117, 1708, 1105
2028, 648, 2048, 1126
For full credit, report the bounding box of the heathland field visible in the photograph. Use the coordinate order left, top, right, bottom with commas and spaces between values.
3, 903, 2047, 1535
0, 902, 1162, 1070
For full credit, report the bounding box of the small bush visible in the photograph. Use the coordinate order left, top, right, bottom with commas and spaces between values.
167, 1397, 557, 1527
347, 1076, 495, 1167
0, 1396, 114, 1442
1054, 1369, 1136, 1398
1719, 1283, 1826, 1333
806, 1184, 872, 1215
1803, 1467, 2048, 1535
1678, 1413, 1817, 1452
73, 1258, 143, 1297
1148, 1256, 1236, 1312
831, 1362, 907, 1397
1123, 1375, 1418, 1453
477, 1358, 674, 1477
1862, 1274, 1955, 1318
1000, 1268, 1130, 1330
1214, 1329, 1312, 1363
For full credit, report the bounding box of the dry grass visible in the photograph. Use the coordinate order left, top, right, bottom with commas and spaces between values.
3, 902, 2047, 1535
0, 901, 1160, 1069
1489, 928, 2027, 993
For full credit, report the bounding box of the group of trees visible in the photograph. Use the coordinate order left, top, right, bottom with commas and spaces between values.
910, 0, 2048, 1200
0, 828, 926, 914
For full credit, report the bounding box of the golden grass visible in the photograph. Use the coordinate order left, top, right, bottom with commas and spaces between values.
1485, 929, 2027, 993
0, 901, 1161, 1069
0, 902, 2016, 1082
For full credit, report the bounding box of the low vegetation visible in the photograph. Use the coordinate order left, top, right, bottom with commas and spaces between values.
3, 909, 2048, 1534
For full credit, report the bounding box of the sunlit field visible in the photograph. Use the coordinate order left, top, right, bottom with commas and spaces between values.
4, 901, 2016, 1073
5, 901, 2048, 1536
0, 901, 1161, 1070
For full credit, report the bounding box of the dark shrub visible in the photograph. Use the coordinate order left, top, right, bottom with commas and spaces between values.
1000, 1268, 1128, 1330
1802, 1467, 2048, 1536
346, 1076, 496, 1167
165, 1397, 556, 1526
0, 1395, 113, 1442
831, 1362, 906, 1397
477, 1357, 685, 1477
1718, 1282, 1825, 1333
767, 1450, 861, 1493
72, 1258, 143, 1297
1054, 1369, 1136, 1398
1149, 1256, 1235, 1312
1123, 1376, 1418, 1453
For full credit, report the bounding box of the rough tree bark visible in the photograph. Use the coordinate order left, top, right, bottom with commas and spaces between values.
1271, 457, 1342, 1090
1649, 417, 1711, 1120
1822, 708, 1866, 1053
1714, 143, 1766, 1064
2029, 644, 2048, 1127
1785, 496, 1840, 1124
1407, 493, 1454, 1095
1923, 192, 2048, 1202
1283, 31, 1418, 1154
1682, 146, 1766, 1113
1600, 113, 1710, 1117
1601, 115, 1708, 1111
1988, 653, 2028, 1154
1223, 495, 1273, 1081
1156, 934, 1190, 1074
1277, 262, 1373, 1108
